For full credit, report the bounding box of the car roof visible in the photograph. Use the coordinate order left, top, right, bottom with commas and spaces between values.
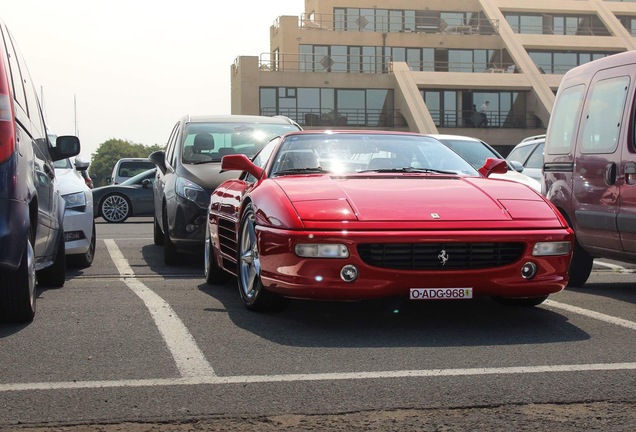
183, 115, 298, 125
425, 134, 480, 142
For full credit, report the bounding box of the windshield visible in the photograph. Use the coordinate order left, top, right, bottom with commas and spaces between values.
269, 133, 479, 176
181, 122, 299, 164
437, 138, 504, 170
120, 168, 156, 185
53, 158, 72, 169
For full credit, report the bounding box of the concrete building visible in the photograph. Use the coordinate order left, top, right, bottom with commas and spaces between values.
231, 0, 636, 153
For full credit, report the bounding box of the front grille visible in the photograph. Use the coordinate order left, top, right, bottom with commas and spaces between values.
357, 242, 525, 270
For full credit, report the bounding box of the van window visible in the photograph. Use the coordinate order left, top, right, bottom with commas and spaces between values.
580, 76, 629, 154
546, 84, 585, 155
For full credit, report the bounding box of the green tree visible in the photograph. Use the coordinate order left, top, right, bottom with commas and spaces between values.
90, 139, 163, 187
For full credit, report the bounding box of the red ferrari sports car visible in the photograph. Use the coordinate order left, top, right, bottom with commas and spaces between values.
205, 131, 573, 311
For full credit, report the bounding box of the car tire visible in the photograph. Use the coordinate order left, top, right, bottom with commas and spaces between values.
0, 229, 36, 323
162, 207, 179, 265
153, 215, 164, 246
493, 295, 548, 307
37, 226, 66, 288
204, 220, 229, 285
567, 238, 594, 287
68, 221, 96, 268
100, 193, 131, 223
237, 204, 288, 312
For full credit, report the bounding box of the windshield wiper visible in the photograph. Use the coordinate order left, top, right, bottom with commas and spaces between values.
273, 167, 331, 176
357, 167, 456, 175
190, 159, 222, 165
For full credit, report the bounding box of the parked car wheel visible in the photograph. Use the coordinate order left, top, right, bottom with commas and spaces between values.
0, 230, 36, 323
237, 204, 287, 312
162, 206, 179, 265
493, 295, 548, 307
37, 227, 66, 288
153, 216, 164, 246
204, 221, 229, 285
68, 221, 96, 268
100, 193, 131, 223
567, 239, 594, 287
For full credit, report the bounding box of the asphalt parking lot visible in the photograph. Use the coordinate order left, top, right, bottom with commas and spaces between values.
0, 218, 635, 431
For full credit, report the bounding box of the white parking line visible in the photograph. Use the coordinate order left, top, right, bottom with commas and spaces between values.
594, 260, 635, 273
2, 362, 636, 392
544, 300, 636, 331
103, 239, 216, 378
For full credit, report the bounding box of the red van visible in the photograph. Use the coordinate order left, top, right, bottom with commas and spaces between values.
543, 51, 636, 287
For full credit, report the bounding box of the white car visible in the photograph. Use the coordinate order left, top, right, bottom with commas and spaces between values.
53, 157, 96, 268
428, 134, 542, 193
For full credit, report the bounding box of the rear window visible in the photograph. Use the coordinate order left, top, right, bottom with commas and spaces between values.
117, 161, 154, 178
545, 84, 585, 155
181, 122, 300, 164
580, 75, 629, 154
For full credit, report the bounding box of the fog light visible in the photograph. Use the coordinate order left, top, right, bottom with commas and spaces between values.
340, 265, 358, 282
521, 262, 537, 279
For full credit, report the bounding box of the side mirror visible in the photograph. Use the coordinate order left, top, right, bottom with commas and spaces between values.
74, 156, 90, 171
50, 136, 81, 162
221, 154, 263, 179
508, 160, 524, 173
142, 179, 151, 188
149, 150, 167, 175
478, 157, 508, 178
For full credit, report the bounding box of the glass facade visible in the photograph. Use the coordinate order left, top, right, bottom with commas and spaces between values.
421, 90, 533, 128
300, 44, 507, 73
260, 87, 398, 128
528, 51, 615, 74
333, 7, 496, 35
504, 13, 609, 35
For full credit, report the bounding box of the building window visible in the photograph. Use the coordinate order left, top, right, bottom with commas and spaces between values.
260, 87, 397, 128
505, 13, 609, 35
422, 90, 529, 128
528, 51, 615, 74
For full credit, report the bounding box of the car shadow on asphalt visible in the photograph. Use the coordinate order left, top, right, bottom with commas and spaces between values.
196, 279, 590, 348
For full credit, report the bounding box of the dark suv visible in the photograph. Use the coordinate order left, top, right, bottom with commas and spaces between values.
0, 20, 80, 323
150, 115, 301, 265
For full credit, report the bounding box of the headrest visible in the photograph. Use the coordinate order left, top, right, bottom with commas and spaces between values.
193, 133, 215, 151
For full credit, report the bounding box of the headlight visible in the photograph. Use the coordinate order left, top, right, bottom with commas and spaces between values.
176, 177, 209, 208
62, 192, 86, 210
295, 243, 349, 258
532, 241, 571, 256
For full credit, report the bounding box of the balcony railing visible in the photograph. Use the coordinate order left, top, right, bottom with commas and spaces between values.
259, 53, 393, 73
300, 13, 499, 36
258, 53, 519, 74
260, 107, 406, 128
432, 110, 543, 129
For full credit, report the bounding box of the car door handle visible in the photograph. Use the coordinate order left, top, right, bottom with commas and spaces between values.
605, 162, 617, 185
626, 162, 636, 185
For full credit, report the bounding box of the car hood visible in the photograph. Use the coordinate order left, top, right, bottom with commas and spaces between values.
490, 170, 542, 193
177, 162, 238, 192
55, 168, 88, 195
272, 174, 559, 223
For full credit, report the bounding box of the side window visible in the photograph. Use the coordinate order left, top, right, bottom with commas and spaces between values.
4, 30, 28, 115
507, 145, 534, 164
580, 75, 629, 154
525, 142, 544, 169
245, 138, 279, 183
546, 84, 585, 155
164, 122, 180, 168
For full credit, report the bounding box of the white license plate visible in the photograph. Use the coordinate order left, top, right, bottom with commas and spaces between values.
409, 288, 473, 300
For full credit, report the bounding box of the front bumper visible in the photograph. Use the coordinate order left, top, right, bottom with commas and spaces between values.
63, 207, 93, 255
255, 227, 574, 301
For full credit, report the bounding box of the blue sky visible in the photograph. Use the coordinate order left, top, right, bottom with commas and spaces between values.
1, 0, 304, 160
